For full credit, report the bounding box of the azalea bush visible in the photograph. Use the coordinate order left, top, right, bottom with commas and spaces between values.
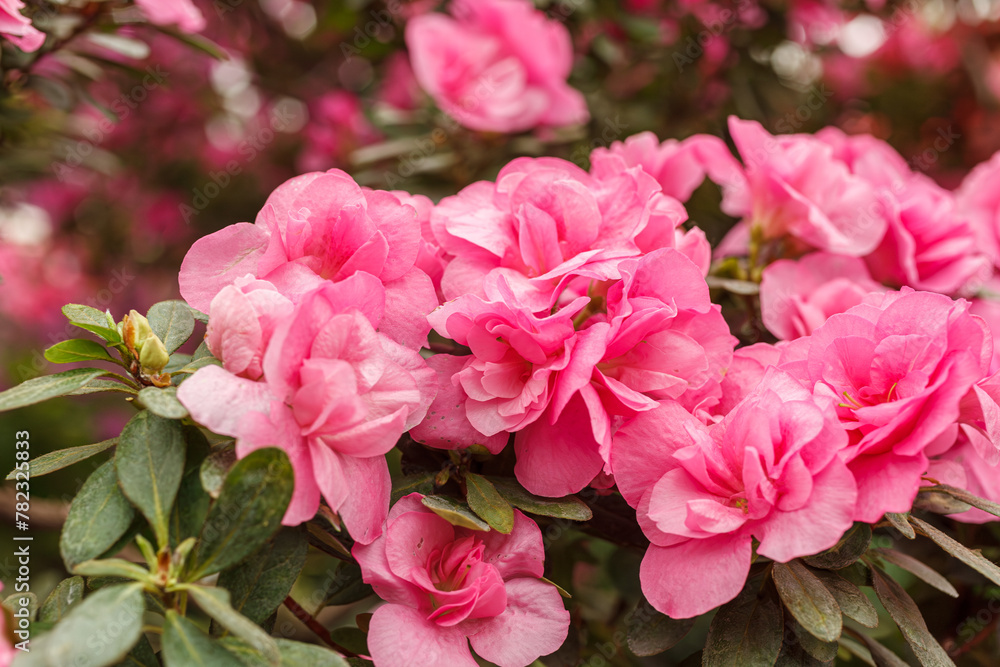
6, 1, 1000, 667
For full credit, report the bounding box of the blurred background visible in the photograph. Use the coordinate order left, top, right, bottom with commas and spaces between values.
4, 0, 1000, 664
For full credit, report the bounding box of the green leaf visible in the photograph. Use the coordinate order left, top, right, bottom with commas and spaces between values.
323, 561, 374, 606
68, 377, 139, 396
772, 560, 842, 643
63, 304, 123, 344
178, 585, 280, 665
6, 438, 115, 480
147, 301, 196, 354
390, 473, 436, 504
173, 355, 223, 376
216, 528, 308, 627
807, 568, 878, 629
626, 598, 697, 657
872, 548, 958, 598
703, 579, 784, 667
487, 477, 593, 521
115, 633, 159, 667
910, 515, 1000, 586
914, 489, 971, 515
870, 567, 955, 667
4, 591, 37, 620
33, 584, 145, 667
45, 339, 117, 365
884, 513, 916, 539
927, 484, 1000, 519
169, 467, 211, 548
787, 618, 837, 663
116, 411, 186, 547
73, 558, 154, 583
218, 638, 350, 667
199, 445, 237, 499
420, 495, 490, 531
329, 627, 369, 656
162, 610, 245, 667
465, 473, 514, 533
137, 386, 189, 420
802, 523, 871, 570
60, 460, 136, 569
0, 368, 111, 412
188, 448, 294, 580
860, 634, 913, 667
38, 576, 85, 624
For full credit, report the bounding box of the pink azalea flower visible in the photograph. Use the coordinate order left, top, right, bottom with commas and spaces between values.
927, 430, 1000, 524
778, 289, 994, 522
715, 342, 782, 417
353, 493, 569, 667
957, 149, 1000, 269
715, 117, 884, 257
178, 275, 436, 543
298, 91, 381, 173
178, 169, 437, 349
611, 367, 856, 618
760, 251, 883, 340
0, 0, 44, 52
135, 0, 206, 33
405, 0, 588, 133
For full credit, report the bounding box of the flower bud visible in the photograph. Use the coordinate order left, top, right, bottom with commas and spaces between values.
139, 335, 170, 374
128, 310, 154, 349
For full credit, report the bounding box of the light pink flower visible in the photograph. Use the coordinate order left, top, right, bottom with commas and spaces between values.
716, 117, 884, 256
178, 276, 436, 543
778, 289, 994, 522
405, 0, 588, 133
0, 0, 43, 52
927, 430, 1000, 524
957, 149, 1000, 268
178, 169, 437, 349
135, 0, 205, 33
715, 342, 782, 417
353, 493, 569, 667
761, 252, 882, 340
611, 367, 856, 618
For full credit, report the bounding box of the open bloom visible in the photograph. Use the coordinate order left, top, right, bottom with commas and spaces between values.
405, 0, 587, 133
178, 169, 437, 349
0, 0, 44, 52
957, 148, 1000, 269
353, 493, 569, 667
778, 289, 995, 522
135, 0, 205, 33
611, 367, 856, 618
179, 275, 436, 543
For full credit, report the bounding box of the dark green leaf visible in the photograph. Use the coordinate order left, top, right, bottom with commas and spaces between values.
860, 634, 914, 667
927, 485, 1000, 519
38, 576, 85, 624
44, 339, 116, 365
329, 627, 368, 656
772, 561, 842, 643
0, 368, 111, 412
465, 473, 514, 533
807, 568, 878, 629
219, 637, 350, 667
216, 528, 308, 626
323, 561, 374, 606
872, 549, 958, 598
63, 304, 122, 344
6, 438, 115, 480
68, 377, 138, 396
115, 633, 159, 667
163, 354, 193, 374
870, 567, 955, 667
487, 477, 593, 521
910, 516, 1000, 586
173, 356, 222, 376
390, 473, 436, 504
884, 513, 916, 539
169, 467, 211, 548
703, 580, 784, 667
60, 460, 136, 569
147, 301, 195, 354
626, 598, 696, 657
803, 523, 871, 570
788, 618, 838, 663
116, 412, 186, 547
4, 591, 37, 619
137, 386, 189, 420
188, 448, 294, 580
34, 584, 145, 667
421, 495, 490, 531
200, 445, 237, 499
162, 610, 245, 667
180, 585, 279, 664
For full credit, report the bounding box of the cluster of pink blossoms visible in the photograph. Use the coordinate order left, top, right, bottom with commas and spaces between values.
177, 114, 1000, 663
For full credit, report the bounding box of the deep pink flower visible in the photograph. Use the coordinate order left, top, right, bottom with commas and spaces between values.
298, 91, 381, 173
714, 342, 782, 417
353, 493, 569, 667
612, 367, 856, 618
761, 252, 882, 340
178, 169, 437, 349
957, 149, 1000, 268
135, 0, 205, 33
0, 0, 43, 52
405, 0, 588, 133
178, 276, 436, 543
778, 289, 994, 522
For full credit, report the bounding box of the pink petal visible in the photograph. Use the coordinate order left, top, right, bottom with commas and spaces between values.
338, 454, 392, 545
479, 510, 546, 579
467, 578, 570, 667
368, 604, 478, 667
178, 223, 270, 312
177, 366, 274, 438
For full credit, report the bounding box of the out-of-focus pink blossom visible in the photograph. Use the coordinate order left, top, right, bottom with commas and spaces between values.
927, 431, 1000, 524
354, 494, 569, 667
379, 53, 423, 112
0, 0, 43, 52
178, 276, 436, 543
298, 91, 381, 173
612, 367, 856, 618
761, 252, 882, 340
405, 0, 588, 133
135, 0, 206, 33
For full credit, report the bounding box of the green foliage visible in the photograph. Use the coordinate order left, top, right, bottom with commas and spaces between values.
464, 473, 514, 533
0, 368, 112, 412
59, 460, 136, 569
420, 494, 490, 531
146, 300, 196, 354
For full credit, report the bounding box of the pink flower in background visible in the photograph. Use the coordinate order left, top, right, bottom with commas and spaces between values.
405, 0, 588, 133
957, 148, 1000, 268
178, 169, 437, 349
761, 252, 882, 340
0, 0, 44, 52
927, 431, 1000, 524
354, 493, 569, 667
135, 0, 206, 33
778, 289, 994, 522
612, 367, 856, 618
379, 53, 423, 112
298, 91, 381, 173
179, 275, 436, 543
